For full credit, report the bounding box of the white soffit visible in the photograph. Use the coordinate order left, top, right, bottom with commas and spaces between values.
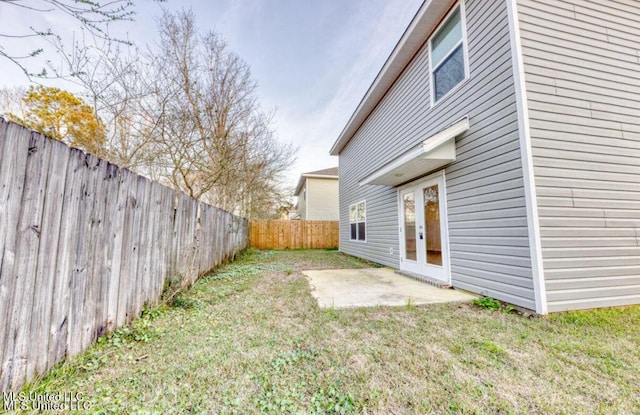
360, 117, 469, 187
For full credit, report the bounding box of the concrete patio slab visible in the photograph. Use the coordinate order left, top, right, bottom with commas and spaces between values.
302, 267, 477, 309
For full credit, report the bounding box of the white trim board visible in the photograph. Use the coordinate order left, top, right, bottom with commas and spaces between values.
506, 0, 548, 315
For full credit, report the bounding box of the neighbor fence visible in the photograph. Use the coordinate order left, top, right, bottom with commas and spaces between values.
0, 120, 248, 391
249, 220, 339, 249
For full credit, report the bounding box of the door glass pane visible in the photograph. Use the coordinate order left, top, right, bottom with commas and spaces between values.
403, 193, 416, 261
424, 185, 442, 266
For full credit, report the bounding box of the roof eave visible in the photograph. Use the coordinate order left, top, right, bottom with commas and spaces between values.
294, 176, 306, 197
303, 174, 339, 180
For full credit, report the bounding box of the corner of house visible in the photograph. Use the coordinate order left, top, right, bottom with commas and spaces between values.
505, 0, 548, 315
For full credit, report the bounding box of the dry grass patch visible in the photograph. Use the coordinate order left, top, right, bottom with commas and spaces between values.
12, 249, 640, 414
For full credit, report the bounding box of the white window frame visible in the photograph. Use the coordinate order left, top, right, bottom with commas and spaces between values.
429, 1, 470, 106
349, 200, 367, 242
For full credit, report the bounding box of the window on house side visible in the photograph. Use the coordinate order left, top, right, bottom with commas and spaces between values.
349, 201, 366, 241
431, 6, 466, 102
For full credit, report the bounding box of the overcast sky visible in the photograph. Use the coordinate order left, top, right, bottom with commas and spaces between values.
0, 0, 422, 191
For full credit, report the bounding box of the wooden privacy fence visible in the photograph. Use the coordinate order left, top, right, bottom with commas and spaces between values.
0, 120, 248, 391
249, 220, 339, 249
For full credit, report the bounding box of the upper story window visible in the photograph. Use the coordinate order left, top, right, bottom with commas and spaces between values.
349, 201, 366, 241
430, 4, 468, 103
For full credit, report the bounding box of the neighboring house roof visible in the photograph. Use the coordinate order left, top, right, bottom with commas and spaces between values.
294, 167, 339, 196
329, 0, 454, 156
308, 166, 339, 176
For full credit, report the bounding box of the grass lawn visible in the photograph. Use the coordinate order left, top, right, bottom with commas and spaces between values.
13, 249, 640, 414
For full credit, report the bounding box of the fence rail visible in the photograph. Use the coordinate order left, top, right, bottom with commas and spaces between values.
0, 120, 248, 391
249, 220, 339, 249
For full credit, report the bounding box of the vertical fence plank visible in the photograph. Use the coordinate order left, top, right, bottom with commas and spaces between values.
131, 176, 150, 320
226, 214, 232, 259
91, 161, 117, 343
103, 163, 123, 334
148, 185, 163, 305
145, 180, 159, 306
47, 147, 82, 371
189, 200, 200, 283
291, 221, 299, 249
6, 131, 51, 389
197, 205, 208, 274
0, 120, 9, 391
67, 153, 98, 358
158, 186, 175, 300
136, 178, 153, 312
0, 123, 30, 391
31, 139, 69, 378
176, 194, 189, 284
171, 193, 184, 285
26, 136, 61, 381
208, 207, 216, 269
81, 157, 108, 352
115, 169, 135, 327
181, 196, 193, 284
216, 208, 224, 266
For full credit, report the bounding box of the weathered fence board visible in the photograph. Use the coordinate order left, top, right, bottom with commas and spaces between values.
0, 124, 31, 390
11, 131, 50, 389
115, 169, 135, 329
0, 120, 248, 391
34, 138, 68, 379
249, 220, 339, 249
27, 133, 55, 383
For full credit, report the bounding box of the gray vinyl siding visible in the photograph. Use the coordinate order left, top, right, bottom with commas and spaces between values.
518, 0, 640, 311
339, 0, 536, 309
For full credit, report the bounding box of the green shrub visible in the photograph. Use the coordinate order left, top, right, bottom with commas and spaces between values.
472, 297, 502, 311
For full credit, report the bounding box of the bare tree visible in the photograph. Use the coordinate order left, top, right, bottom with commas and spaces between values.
67, 41, 160, 171
25, 7, 296, 219
145, 10, 296, 217
0, 0, 141, 79
0, 86, 27, 119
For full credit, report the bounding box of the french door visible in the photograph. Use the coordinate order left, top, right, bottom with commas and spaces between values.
399, 174, 450, 283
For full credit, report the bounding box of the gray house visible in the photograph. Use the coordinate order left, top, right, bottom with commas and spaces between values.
330, 0, 640, 314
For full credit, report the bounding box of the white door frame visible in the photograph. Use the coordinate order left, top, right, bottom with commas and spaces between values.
397, 171, 451, 284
